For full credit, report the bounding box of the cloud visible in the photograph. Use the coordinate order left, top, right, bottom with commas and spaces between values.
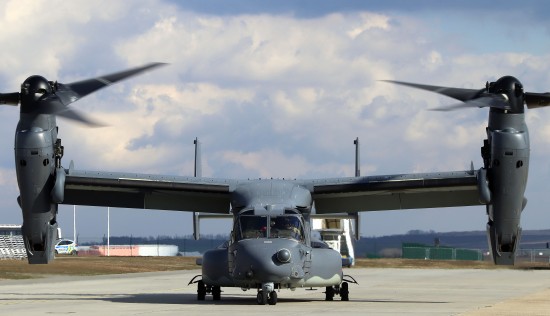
2, 1, 550, 237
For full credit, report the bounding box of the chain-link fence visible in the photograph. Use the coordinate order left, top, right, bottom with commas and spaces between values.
402, 245, 484, 261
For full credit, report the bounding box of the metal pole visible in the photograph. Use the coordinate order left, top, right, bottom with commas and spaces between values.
194, 137, 202, 178
193, 138, 201, 240
354, 137, 360, 177
107, 207, 110, 257
73, 205, 76, 242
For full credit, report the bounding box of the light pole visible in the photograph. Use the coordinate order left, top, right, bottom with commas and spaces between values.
73, 205, 76, 242
107, 207, 110, 256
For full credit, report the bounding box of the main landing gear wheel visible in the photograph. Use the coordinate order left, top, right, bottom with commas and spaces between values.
197, 280, 206, 300
212, 286, 221, 301
325, 286, 335, 301
340, 282, 349, 301
325, 282, 350, 301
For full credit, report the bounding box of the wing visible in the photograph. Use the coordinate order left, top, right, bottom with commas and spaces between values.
62, 168, 236, 214
302, 170, 481, 213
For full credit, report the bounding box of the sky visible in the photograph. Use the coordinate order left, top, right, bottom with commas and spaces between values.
2, 0, 550, 242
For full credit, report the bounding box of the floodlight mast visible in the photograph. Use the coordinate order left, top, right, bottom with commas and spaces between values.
354, 137, 360, 177
193, 137, 201, 240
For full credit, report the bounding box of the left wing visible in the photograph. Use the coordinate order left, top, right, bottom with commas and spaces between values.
62, 168, 235, 214
303, 170, 482, 213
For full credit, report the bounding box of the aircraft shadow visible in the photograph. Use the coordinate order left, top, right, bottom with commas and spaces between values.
0, 292, 449, 305
106, 294, 449, 305
107, 293, 315, 305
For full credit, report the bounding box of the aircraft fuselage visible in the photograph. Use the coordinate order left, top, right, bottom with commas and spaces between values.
199, 180, 344, 304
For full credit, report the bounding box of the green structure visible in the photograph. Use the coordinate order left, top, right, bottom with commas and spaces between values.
402, 243, 483, 261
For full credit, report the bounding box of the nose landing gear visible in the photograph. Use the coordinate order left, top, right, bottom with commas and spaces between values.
257, 282, 277, 305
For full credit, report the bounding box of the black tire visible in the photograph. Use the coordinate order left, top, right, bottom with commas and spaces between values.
212, 286, 221, 301
325, 286, 334, 301
340, 282, 349, 301
268, 291, 277, 305
256, 290, 267, 305
197, 280, 206, 301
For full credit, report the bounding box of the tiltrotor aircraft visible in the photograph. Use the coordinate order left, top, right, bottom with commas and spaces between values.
4, 62, 550, 305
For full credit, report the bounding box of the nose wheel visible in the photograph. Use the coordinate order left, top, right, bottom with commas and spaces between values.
257, 282, 277, 305
256, 290, 277, 305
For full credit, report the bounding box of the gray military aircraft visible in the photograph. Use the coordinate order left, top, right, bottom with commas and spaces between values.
4, 63, 550, 304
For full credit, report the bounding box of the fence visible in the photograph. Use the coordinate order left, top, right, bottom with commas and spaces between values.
402, 243, 483, 261
515, 249, 550, 263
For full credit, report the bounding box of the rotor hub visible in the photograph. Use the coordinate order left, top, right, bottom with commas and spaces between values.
488, 76, 524, 113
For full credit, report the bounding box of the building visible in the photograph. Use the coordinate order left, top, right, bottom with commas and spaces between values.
0, 225, 27, 260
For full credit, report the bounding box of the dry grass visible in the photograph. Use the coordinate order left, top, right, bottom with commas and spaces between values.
1, 256, 548, 281
353, 258, 550, 270
354, 258, 496, 269
0, 256, 199, 280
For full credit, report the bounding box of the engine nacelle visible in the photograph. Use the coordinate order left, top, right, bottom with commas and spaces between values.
484, 111, 529, 265
15, 115, 59, 264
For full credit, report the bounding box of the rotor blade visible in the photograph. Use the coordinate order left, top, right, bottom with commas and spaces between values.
0, 92, 20, 105
38, 96, 105, 126
430, 96, 508, 111
56, 62, 167, 106
382, 80, 482, 102
525, 92, 550, 109
37, 96, 66, 114
56, 107, 106, 127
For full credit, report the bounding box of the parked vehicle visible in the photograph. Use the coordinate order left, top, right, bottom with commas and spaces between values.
55, 239, 78, 255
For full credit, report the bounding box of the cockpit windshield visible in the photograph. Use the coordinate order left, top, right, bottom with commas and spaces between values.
269, 216, 303, 240
236, 215, 304, 242
238, 215, 268, 239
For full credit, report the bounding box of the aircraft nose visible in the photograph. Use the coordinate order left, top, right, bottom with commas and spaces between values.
232, 240, 305, 283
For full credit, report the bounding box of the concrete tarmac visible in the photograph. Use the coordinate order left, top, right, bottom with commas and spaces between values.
0, 267, 549, 315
